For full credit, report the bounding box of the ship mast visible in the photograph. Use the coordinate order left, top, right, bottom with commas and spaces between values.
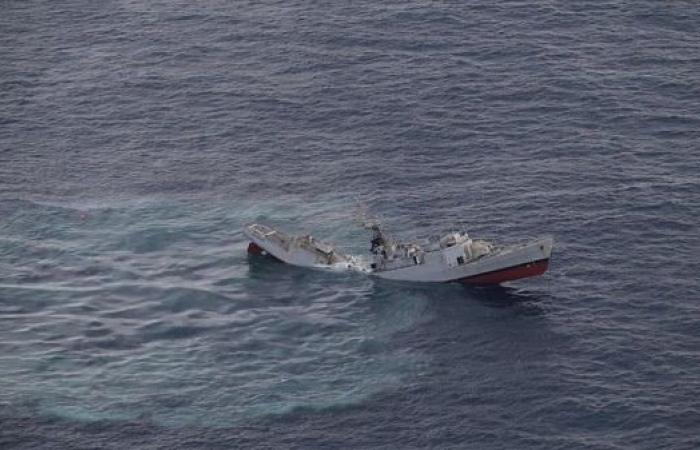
355, 202, 393, 255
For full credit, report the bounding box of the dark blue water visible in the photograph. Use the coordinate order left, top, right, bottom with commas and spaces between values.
2, 1, 700, 448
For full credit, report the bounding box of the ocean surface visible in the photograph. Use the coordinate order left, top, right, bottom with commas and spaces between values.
2, 1, 699, 448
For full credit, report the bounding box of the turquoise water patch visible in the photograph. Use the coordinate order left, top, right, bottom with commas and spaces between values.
0, 196, 431, 426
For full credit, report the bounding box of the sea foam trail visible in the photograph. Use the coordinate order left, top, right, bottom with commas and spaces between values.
0, 197, 430, 427
3, 0, 699, 447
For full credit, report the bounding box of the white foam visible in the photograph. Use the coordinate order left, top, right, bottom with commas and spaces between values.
322, 255, 372, 274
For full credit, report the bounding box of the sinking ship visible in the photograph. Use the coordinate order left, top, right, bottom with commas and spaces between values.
243, 218, 552, 285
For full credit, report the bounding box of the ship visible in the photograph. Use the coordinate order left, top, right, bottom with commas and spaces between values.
243, 218, 553, 285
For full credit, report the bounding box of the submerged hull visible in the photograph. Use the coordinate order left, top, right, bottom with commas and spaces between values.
244, 223, 553, 285
244, 223, 353, 268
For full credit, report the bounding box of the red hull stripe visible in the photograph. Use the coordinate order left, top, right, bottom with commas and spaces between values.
459, 258, 549, 285
247, 242, 265, 255
247, 242, 283, 262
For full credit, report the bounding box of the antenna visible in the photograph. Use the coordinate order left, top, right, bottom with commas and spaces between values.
354, 199, 380, 230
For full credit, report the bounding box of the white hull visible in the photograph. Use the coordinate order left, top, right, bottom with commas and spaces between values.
243, 223, 356, 269
373, 237, 552, 284
244, 223, 553, 285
